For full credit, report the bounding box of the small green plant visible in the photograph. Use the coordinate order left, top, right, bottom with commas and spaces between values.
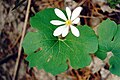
22, 7, 120, 76
95, 19, 120, 76
107, 0, 120, 8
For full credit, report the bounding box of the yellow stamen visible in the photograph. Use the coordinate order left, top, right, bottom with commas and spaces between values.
65, 20, 72, 26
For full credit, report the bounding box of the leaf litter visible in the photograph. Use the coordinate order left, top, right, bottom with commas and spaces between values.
0, 0, 120, 80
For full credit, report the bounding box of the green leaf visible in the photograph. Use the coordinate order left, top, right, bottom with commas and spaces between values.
23, 8, 98, 75
107, 0, 120, 8
96, 19, 120, 76
30, 8, 64, 31
96, 19, 117, 60
95, 50, 107, 60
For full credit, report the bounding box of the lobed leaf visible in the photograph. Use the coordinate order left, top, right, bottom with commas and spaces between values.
96, 19, 120, 76
23, 8, 98, 75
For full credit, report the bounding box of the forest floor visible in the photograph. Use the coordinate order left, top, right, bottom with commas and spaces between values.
0, 0, 120, 80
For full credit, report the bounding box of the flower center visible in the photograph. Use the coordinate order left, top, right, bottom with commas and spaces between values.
65, 20, 72, 26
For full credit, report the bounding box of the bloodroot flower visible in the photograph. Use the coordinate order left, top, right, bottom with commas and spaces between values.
50, 7, 82, 37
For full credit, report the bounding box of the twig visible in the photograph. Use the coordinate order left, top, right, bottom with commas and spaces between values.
9, 34, 21, 50
77, 0, 86, 6
12, 0, 31, 80
79, 15, 105, 18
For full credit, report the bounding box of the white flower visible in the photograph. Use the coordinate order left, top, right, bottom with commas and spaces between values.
50, 7, 82, 37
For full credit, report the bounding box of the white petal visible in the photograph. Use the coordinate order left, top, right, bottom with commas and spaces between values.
71, 7, 82, 21
66, 7, 71, 20
53, 25, 66, 36
50, 20, 65, 25
72, 18, 80, 24
70, 25, 80, 37
55, 8, 67, 21
62, 26, 69, 37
